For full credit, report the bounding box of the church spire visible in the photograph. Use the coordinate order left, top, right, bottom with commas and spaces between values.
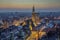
32, 5, 35, 12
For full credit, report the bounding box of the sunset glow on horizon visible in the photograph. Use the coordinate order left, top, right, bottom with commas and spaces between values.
0, 0, 60, 9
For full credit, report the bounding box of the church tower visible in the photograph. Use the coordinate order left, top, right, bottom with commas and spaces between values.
32, 5, 41, 26
32, 5, 35, 22
32, 5, 37, 26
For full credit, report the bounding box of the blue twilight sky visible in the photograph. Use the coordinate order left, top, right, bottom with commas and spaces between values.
0, 0, 60, 9
0, 0, 60, 12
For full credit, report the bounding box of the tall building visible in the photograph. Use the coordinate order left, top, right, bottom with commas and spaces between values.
32, 5, 40, 26
10, 32, 14, 40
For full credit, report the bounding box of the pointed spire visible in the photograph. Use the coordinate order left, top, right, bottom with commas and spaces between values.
32, 5, 35, 12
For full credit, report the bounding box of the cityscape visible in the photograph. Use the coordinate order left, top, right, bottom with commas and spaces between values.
0, 0, 60, 40
0, 6, 60, 40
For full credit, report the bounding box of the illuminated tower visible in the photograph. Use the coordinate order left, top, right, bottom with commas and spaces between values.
32, 5, 37, 26
32, 5, 40, 26
32, 5, 36, 21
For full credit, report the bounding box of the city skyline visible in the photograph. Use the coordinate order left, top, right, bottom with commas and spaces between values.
0, 1, 60, 40
0, 0, 60, 9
